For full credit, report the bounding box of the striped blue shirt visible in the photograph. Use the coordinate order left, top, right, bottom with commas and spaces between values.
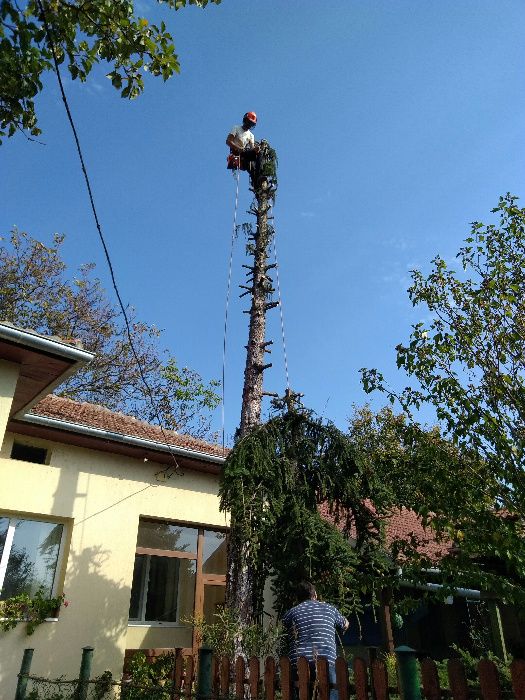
282, 600, 348, 665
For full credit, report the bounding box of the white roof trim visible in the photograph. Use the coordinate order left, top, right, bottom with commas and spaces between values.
0, 323, 94, 363
20, 413, 226, 465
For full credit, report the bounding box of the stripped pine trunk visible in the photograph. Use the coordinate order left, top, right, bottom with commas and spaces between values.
239, 180, 274, 435
226, 171, 277, 627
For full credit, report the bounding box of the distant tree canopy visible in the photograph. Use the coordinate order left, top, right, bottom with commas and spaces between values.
0, 0, 221, 142
0, 229, 220, 439
362, 194, 525, 602
348, 405, 525, 606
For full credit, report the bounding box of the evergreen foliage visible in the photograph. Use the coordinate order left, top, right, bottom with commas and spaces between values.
220, 408, 397, 618
257, 141, 278, 189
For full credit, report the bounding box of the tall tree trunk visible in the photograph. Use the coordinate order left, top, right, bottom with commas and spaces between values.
226, 153, 277, 626
239, 180, 275, 436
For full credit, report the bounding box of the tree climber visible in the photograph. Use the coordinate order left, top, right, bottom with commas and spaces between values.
226, 111, 260, 174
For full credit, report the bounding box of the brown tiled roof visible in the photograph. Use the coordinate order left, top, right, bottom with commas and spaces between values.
30, 394, 227, 459
319, 502, 450, 561
384, 507, 450, 560
26, 394, 450, 554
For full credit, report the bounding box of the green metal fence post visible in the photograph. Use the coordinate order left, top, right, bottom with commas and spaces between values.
197, 647, 213, 700
75, 646, 94, 700
395, 645, 421, 700
488, 600, 508, 662
15, 648, 34, 700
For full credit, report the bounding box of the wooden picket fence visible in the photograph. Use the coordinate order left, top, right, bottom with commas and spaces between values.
123, 649, 525, 700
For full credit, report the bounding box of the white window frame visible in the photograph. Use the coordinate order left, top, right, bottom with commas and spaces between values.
128, 552, 194, 628
0, 515, 66, 603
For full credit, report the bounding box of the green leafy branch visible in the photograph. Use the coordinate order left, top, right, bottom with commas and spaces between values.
0, 588, 66, 635
0, 0, 222, 142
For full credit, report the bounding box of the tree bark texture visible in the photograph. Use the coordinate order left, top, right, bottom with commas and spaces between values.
239, 180, 272, 437
226, 176, 275, 625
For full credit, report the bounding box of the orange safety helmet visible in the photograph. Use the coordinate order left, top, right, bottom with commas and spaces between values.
243, 111, 257, 126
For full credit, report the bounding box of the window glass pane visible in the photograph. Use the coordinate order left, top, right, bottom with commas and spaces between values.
11, 443, 47, 464
0, 517, 9, 560
145, 557, 196, 623
137, 521, 198, 554
203, 584, 226, 624
1, 520, 63, 599
128, 554, 146, 620
176, 559, 197, 623
202, 530, 227, 574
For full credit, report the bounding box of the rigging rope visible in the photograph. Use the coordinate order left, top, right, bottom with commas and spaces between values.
270, 201, 290, 391
221, 168, 241, 452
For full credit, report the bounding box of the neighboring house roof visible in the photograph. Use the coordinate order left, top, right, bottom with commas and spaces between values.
319, 502, 450, 561
0, 322, 226, 470
30, 394, 226, 460
385, 506, 450, 560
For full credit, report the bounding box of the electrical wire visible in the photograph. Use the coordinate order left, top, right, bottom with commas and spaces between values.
37, 0, 184, 476
221, 168, 241, 452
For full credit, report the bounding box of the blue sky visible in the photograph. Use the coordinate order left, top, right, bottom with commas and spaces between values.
2, 1, 525, 443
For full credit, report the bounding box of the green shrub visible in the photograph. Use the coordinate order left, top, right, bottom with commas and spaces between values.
122, 651, 176, 700
186, 608, 284, 659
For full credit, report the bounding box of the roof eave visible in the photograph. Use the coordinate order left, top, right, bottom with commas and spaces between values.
20, 412, 226, 465
0, 323, 94, 364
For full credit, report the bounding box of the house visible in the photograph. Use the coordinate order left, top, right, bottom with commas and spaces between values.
1, 322, 523, 696
0, 323, 228, 696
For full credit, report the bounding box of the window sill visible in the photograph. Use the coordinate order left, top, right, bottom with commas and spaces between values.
0, 617, 58, 623
127, 622, 188, 628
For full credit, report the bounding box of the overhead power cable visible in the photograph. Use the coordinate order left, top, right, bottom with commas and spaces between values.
37, 0, 185, 477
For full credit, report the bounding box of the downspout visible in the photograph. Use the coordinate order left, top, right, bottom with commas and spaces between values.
397, 567, 481, 600
398, 579, 481, 600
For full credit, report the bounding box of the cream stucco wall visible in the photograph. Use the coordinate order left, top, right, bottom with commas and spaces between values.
0, 360, 19, 439
0, 428, 227, 698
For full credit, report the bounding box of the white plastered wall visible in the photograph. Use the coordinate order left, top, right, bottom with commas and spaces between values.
0, 360, 19, 439
0, 428, 228, 697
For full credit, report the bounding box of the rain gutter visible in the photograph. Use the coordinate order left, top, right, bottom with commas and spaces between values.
18, 413, 226, 465
399, 579, 481, 600
0, 323, 94, 363
398, 567, 481, 600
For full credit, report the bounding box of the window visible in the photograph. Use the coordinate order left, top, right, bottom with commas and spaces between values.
0, 516, 64, 600
129, 520, 227, 626
11, 442, 48, 464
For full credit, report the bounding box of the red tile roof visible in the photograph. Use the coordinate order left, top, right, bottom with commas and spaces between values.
26, 394, 450, 557
319, 502, 450, 560
30, 394, 227, 459
384, 507, 450, 560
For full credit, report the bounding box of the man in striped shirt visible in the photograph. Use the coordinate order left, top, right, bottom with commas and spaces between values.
282, 582, 349, 700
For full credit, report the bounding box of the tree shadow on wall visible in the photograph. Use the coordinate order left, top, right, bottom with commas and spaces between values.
42, 545, 131, 680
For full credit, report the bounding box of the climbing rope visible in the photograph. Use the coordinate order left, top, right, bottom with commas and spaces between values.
270, 201, 290, 391
221, 168, 241, 452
